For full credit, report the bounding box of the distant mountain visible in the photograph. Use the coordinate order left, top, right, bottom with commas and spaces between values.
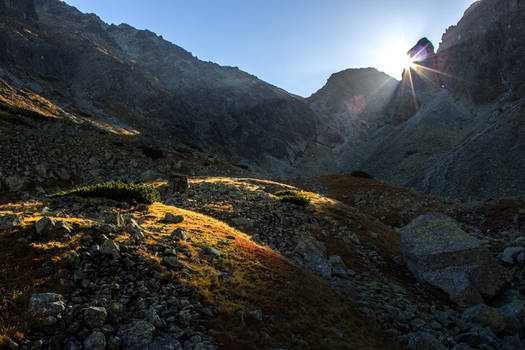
301, 0, 525, 200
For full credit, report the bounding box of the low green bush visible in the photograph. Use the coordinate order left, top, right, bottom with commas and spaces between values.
274, 189, 299, 197
350, 170, 373, 179
275, 190, 310, 206
48, 180, 160, 204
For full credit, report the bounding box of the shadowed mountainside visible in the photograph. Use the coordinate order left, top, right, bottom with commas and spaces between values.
0, 0, 319, 174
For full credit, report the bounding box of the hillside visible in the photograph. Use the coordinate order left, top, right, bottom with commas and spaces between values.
1, 175, 524, 349
0, 0, 318, 175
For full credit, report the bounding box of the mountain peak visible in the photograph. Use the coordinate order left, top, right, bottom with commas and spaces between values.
407, 37, 435, 63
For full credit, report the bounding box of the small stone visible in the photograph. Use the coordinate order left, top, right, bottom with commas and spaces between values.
41, 315, 58, 326
167, 174, 189, 194
407, 331, 447, 350
0, 214, 24, 228
34, 217, 55, 235
499, 246, 525, 264
369, 231, 378, 239
171, 228, 189, 241
106, 336, 121, 350
462, 304, 505, 334
127, 219, 145, 240
430, 320, 442, 330
162, 256, 183, 270
498, 298, 525, 322
84, 306, 107, 329
1, 335, 18, 350
83, 331, 106, 350
201, 246, 221, 258
451, 344, 473, 350
54, 220, 72, 235
135, 203, 148, 212
118, 320, 155, 349
502, 335, 523, 350
410, 318, 426, 329
164, 213, 184, 224
100, 239, 120, 258
250, 309, 263, 321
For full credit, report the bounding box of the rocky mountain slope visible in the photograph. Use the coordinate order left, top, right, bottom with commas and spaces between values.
0, 0, 319, 174
1, 0, 524, 201
303, 0, 525, 201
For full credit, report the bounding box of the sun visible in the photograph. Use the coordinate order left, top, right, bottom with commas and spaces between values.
404, 55, 416, 69
375, 42, 419, 79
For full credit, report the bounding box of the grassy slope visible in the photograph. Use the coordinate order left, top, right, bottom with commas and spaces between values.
0, 198, 402, 350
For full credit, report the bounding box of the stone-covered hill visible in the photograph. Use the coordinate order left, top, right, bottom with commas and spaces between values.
0, 175, 524, 349
0, 0, 318, 174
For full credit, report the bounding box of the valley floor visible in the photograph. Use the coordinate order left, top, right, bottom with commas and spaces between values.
0, 175, 523, 349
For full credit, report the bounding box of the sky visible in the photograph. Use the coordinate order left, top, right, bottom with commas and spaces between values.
65, 0, 475, 97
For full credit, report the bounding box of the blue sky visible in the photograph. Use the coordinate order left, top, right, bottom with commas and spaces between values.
65, 0, 474, 97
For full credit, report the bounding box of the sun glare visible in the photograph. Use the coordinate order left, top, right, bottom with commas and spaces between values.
404, 55, 416, 69
376, 42, 418, 79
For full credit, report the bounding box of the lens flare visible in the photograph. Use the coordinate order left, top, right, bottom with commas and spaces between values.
404, 55, 416, 69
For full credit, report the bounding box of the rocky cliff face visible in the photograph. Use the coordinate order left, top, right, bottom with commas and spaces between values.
437, 0, 525, 104
0, 0, 37, 21
0, 0, 319, 174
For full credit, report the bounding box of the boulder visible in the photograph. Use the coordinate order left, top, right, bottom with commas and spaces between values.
100, 239, 120, 258
118, 320, 155, 350
167, 174, 189, 194
406, 331, 447, 350
84, 306, 107, 329
499, 246, 525, 264
29, 293, 65, 317
461, 304, 505, 334
400, 213, 510, 305
35, 217, 55, 235
0, 214, 24, 229
163, 213, 184, 224
84, 331, 106, 350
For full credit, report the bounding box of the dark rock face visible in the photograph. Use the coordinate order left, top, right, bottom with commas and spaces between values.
437, 0, 525, 104
0, 0, 318, 173
0, 0, 38, 21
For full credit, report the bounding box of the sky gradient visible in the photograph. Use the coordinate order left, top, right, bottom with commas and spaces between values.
65, 0, 475, 97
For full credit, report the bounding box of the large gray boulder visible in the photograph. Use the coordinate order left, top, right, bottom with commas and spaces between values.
401, 213, 510, 305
